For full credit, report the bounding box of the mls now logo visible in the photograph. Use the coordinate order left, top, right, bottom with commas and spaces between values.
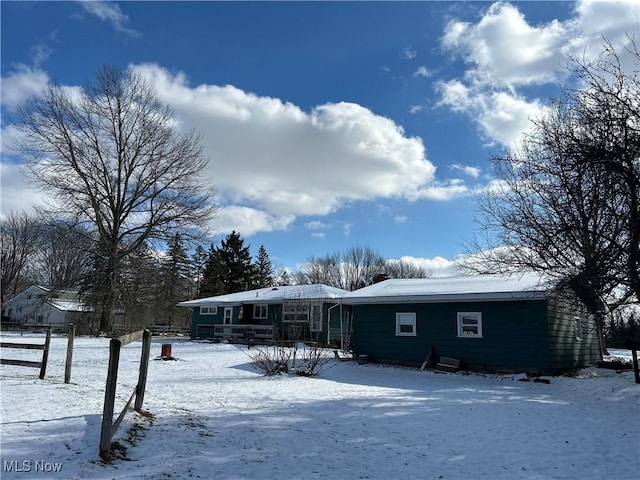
3, 460, 63, 473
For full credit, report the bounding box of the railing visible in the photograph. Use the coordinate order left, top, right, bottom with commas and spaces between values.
213, 324, 274, 343
0, 326, 52, 379
148, 324, 190, 336
99, 329, 152, 461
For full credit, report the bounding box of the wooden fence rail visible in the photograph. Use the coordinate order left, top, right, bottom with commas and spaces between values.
213, 324, 274, 343
0, 326, 52, 379
99, 329, 152, 461
148, 325, 190, 336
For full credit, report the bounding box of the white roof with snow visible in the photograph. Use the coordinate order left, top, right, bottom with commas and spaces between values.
341, 272, 552, 304
178, 284, 350, 307
49, 299, 91, 312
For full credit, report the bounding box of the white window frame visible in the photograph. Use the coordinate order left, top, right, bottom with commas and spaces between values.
457, 312, 483, 338
254, 304, 268, 319
223, 307, 233, 325
200, 306, 217, 315
395, 312, 416, 336
309, 304, 322, 332
283, 302, 310, 322
574, 316, 583, 341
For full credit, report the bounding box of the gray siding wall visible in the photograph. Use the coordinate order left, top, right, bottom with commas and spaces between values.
546, 287, 601, 369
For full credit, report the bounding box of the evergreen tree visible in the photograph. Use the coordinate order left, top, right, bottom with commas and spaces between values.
159, 233, 193, 326
120, 242, 158, 331
191, 245, 208, 296
218, 231, 255, 293
199, 244, 225, 297
199, 232, 258, 295
254, 245, 274, 288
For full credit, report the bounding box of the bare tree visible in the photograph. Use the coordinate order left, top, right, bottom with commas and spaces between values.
342, 245, 386, 290
468, 41, 640, 352
17, 66, 215, 332
296, 246, 430, 289
567, 40, 640, 304
384, 258, 432, 279
1, 211, 40, 304
294, 252, 342, 287
32, 218, 94, 288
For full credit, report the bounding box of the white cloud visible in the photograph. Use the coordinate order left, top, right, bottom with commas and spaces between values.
131, 63, 451, 234
78, 1, 139, 37
214, 206, 294, 237
480, 92, 547, 148
413, 66, 431, 78
450, 164, 481, 178
0, 61, 476, 234
400, 47, 417, 60
311, 232, 325, 239
435, 79, 472, 113
305, 221, 330, 231
0, 65, 49, 110
437, 79, 546, 148
392, 255, 457, 277
442, 2, 568, 88
394, 215, 407, 224
409, 105, 424, 114
415, 182, 469, 201
0, 162, 48, 217
437, 0, 639, 149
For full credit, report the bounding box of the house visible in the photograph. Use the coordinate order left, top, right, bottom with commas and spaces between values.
339, 272, 601, 373
1, 285, 91, 333
178, 284, 350, 342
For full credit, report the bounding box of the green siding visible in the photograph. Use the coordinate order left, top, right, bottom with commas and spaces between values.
351, 300, 551, 371
191, 306, 240, 338
191, 302, 340, 342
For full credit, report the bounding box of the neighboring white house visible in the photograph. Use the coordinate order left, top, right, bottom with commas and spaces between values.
2, 285, 91, 332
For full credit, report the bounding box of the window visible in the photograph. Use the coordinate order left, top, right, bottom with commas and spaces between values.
310, 304, 322, 332
254, 304, 268, 319
200, 306, 217, 315
574, 316, 583, 341
457, 312, 482, 338
396, 313, 416, 336
283, 303, 309, 322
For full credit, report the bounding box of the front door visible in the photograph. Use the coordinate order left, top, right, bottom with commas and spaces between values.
223, 307, 233, 337
223, 307, 233, 325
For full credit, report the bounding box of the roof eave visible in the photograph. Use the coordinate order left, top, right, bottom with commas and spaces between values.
341, 291, 549, 305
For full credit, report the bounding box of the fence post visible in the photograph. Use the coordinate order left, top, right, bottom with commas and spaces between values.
99, 338, 121, 461
65, 323, 76, 384
39, 326, 52, 380
134, 330, 152, 411
627, 339, 639, 384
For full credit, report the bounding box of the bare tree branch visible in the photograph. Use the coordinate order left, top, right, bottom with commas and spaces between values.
16, 65, 216, 332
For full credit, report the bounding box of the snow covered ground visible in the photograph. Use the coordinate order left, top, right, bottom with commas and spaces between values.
1, 333, 639, 480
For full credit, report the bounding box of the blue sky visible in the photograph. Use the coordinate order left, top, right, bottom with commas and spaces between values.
1, 1, 638, 275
